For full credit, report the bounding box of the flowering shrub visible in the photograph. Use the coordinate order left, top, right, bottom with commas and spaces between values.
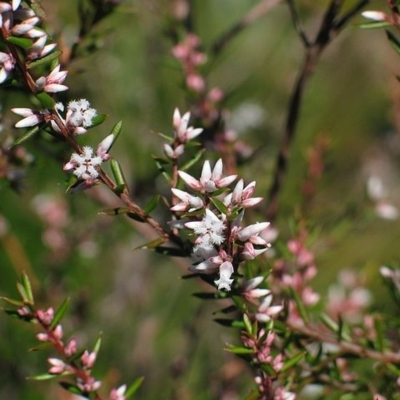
2, 1, 400, 400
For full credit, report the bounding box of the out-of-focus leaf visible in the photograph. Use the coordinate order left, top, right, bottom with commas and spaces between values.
225, 346, 254, 355
11, 126, 41, 147
214, 318, 237, 327
125, 376, 145, 398
358, 21, 391, 29
243, 313, 252, 334
27, 50, 62, 69
281, 351, 306, 372
28, 373, 59, 381
156, 131, 173, 142
320, 313, 338, 333
135, 237, 166, 250
58, 382, 84, 396
6, 36, 32, 48
0, 296, 24, 307
192, 292, 218, 299
93, 332, 103, 354
50, 297, 69, 329
153, 246, 189, 257
126, 212, 145, 222
98, 207, 130, 216
288, 287, 309, 324
65, 175, 79, 193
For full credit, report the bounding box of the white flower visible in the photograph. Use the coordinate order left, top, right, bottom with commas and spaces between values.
171, 188, 204, 212
214, 261, 234, 291
66, 99, 97, 128
173, 108, 203, 143
255, 294, 283, 323
64, 146, 102, 180
11, 107, 46, 128
0, 51, 15, 83
185, 209, 225, 245
35, 64, 68, 93
178, 159, 237, 193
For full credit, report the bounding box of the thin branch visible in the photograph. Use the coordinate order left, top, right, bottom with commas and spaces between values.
211, 0, 282, 56
288, 320, 400, 364
265, 0, 370, 221
287, 0, 310, 48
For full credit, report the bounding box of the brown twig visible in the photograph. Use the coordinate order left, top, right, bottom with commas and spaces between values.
288, 320, 400, 364
265, 0, 369, 221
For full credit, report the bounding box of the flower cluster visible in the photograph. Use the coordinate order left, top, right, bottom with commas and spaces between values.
16, 302, 127, 400
166, 112, 271, 290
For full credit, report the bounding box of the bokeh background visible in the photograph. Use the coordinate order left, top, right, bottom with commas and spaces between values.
1, 0, 400, 398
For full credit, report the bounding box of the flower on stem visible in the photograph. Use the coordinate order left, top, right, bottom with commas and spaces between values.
81, 350, 97, 369
36, 307, 54, 325
65, 338, 77, 357
109, 384, 127, 400
35, 64, 68, 93
255, 294, 283, 323
361, 11, 390, 22
171, 188, 204, 212
274, 387, 296, 400
0, 51, 15, 83
64, 146, 103, 181
185, 208, 225, 246
11, 107, 47, 128
223, 179, 263, 208
28, 35, 57, 60
173, 108, 203, 143
243, 276, 271, 300
48, 358, 68, 374
214, 260, 234, 291
179, 158, 237, 193
77, 376, 101, 393
11, 16, 45, 38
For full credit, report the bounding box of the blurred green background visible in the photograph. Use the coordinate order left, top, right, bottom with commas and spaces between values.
1, 0, 400, 398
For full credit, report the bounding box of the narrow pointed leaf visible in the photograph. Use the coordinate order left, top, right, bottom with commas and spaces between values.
243, 313, 252, 334
110, 120, 122, 139
35, 92, 55, 109
50, 297, 69, 329
153, 246, 189, 257
126, 212, 145, 222
111, 159, 127, 193
358, 21, 391, 29
87, 113, 107, 129
180, 148, 205, 171
93, 332, 103, 354
98, 207, 130, 216
16, 282, 29, 303
0, 296, 24, 307
22, 272, 34, 303
28, 373, 59, 381
65, 175, 79, 193
288, 287, 309, 324
6, 36, 32, 49
58, 382, 84, 395
225, 346, 254, 355
157, 131, 173, 141
209, 197, 228, 215
144, 194, 160, 214
11, 126, 40, 147
27, 50, 62, 69
135, 237, 167, 250
125, 376, 145, 398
